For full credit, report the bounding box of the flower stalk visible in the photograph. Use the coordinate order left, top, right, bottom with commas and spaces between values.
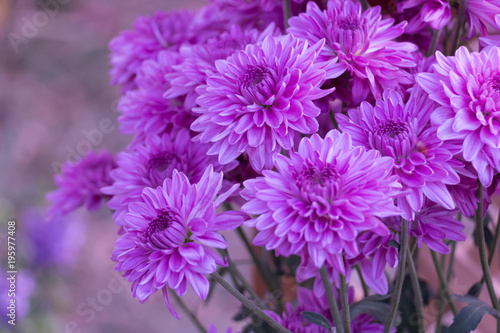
475, 182, 500, 332
339, 273, 351, 333
210, 272, 292, 333
320, 266, 344, 333
384, 218, 409, 333
407, 247, 424, 333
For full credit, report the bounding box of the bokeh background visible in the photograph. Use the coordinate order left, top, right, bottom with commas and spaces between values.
0, 0, 251, 332
1, 0, 500, 332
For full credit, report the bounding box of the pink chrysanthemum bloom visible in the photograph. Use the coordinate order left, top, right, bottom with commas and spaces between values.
47, 151, 116, 217
265, 287, 392, 333
417, 46, 500, 187
466, 0, 500, 38
210, 0, 283, 30
287, 0, 417, 104
400, 0, 500, 38
296, 237, 393, 295
102, 129, 236, 228
398, 0, 451, 30
385, 200, 465, 254
165, 24, 279, 110
337, 88, 461, 220
109, 10, 195, 92
356, 232, 399, 294
118, 51, 195, 146
480, 14, 500, 48
192, 34, 338, 172
112, 166, 245, 318
241, 130, 401, 272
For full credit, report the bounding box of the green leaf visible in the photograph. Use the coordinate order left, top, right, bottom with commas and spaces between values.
388, 239, 400, 249
448, 295, 500, 333
301, 311, 332, 330
466, 282, 483, 298
349, 298, 393, 324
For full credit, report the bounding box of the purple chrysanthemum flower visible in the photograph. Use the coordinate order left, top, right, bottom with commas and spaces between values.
22, 208, 86, 269
241, 130, 401, 272
47, 151, 116, 217
466, 0, 500, 38
480, 14, 500, 48
109, 10, 195, 92
265, 287, 392, 333
337, 88, 461, 220
112, 166, 246, 318
417, 46, 500, 187
384, 200, 466, 254
296, 238, 393, 295
287, 0, 417, 104
357, 232, 399, 294
210, 0, 283, 31
398, 0, 451, 30
118, 51, 195, 147
399, 0, 500, 38
165, 24, 279, 110
102, 129, 236, 228
192, 34, 337, 172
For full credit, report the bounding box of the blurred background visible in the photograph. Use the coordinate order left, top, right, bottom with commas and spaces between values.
0, 0, 251, 332
1, 0, 500, 332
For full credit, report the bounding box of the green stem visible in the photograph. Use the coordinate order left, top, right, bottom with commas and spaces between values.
210, 272, 292, 333
355, 264, 369, 297
328, 109, 338, 130
475, 182, 500, 332
477, 209, 500, 285
446, 241, 457, 283
434, 241, 457, 333
339, 273, 351, 333
450, 0, 467, 54
320, 266, 344, 333
221, 249, 268, 310
407, 247, 424, 333
267, 251, 285, 314
410, 237, 418, 255
431, 251, 457, 315
488, 209, 500, 267
236, 227, 276, 294
171, 293, 207, 333
359, 0, 370, 10
384, 219, 409, 333
427, 29, 442, 57
282, 0, 291, 29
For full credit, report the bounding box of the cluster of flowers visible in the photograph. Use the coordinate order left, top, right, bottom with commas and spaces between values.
47, 0, 500, 331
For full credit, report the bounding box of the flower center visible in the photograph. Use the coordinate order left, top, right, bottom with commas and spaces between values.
376, 120, 408, 138
488, 75, 500, 93
297, 164, 338, 189
209, 38, 243, 61
369, 119, 415, 159
339, 16, 360, 31
328, 6, 367, 57
145, 208, 179, 237
146, 153, 182, 186
240, 66, 271, 89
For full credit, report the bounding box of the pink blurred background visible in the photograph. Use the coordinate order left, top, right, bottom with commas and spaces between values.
0, 0, 251, 332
